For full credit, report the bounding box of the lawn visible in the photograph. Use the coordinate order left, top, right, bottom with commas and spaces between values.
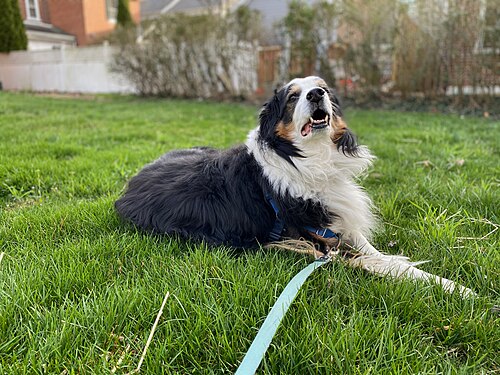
0, 92, 499, 374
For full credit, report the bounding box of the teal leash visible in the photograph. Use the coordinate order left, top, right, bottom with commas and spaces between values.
235, 255, 333, 375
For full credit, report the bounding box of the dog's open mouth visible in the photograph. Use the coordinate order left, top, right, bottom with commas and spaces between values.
301, 109, 330, 137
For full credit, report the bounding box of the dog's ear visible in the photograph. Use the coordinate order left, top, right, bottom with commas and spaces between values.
273, 80, 286, 95
258, 88, 286, 140
258, 88, 303, 166
334, 127, 359, 156
331, 113, 358, 156
328, 90, 356, 155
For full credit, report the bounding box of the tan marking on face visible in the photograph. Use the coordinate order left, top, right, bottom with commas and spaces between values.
331, 117, 348, 143
287, 84, 300, 97
314, 78, 327, 87
276, 120, 295, 141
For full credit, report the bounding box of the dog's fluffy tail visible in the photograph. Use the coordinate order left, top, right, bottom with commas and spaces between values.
265, 239, 324, 258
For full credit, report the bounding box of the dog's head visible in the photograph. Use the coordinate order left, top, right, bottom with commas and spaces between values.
258, 76, 357, 165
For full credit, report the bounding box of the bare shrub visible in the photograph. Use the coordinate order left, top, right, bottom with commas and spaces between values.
392, 0, 498, 98
279, 0, 497, 103
279, 0, 397, 93
111, 9, 261, 99
279, 0, 340, 85
339, 0, 397, 93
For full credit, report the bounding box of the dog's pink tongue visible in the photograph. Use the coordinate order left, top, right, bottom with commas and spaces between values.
301, 123, 312, 136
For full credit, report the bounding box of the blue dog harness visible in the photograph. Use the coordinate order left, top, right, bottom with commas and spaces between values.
265, 194, 338, 241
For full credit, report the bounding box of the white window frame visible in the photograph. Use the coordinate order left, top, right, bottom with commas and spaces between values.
106, 0, 118, 22
25, 0, 41, 20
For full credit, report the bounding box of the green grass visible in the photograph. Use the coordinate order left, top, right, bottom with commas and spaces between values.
0, 92, 499, 374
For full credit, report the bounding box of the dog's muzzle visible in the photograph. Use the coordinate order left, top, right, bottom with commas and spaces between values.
301, 88, 331, 137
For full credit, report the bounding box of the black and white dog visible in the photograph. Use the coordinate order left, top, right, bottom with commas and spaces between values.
116, 76, 473, 297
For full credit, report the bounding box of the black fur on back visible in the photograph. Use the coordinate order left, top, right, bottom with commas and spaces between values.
115, 145, 334, 249
116, 146, 271, 247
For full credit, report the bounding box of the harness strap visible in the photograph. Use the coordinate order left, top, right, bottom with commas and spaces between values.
303, 225, 338, 239
265, 195, 339, 241
234, 256, 332, 375
265, 194, 286, 242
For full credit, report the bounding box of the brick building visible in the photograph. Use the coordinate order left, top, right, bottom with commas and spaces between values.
19, 0, 140, 49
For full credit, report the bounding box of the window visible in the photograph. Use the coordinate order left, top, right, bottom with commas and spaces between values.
482, 0, 499, 50
25, 0, 40, 20
106, 0, 118, 21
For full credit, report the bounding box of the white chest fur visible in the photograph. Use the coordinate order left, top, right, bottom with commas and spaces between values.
246, 128, 376, 238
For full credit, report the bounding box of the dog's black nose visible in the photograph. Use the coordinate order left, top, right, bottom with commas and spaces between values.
306, 88, 325, 103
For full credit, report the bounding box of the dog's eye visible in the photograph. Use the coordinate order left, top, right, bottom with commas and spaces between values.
288, 93, 299, 102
